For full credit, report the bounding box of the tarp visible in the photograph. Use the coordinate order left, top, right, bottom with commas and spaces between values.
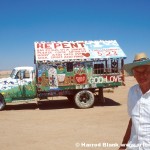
34, 40, 126, 62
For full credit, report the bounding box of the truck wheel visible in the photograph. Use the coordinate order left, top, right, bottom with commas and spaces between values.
0, 94, 6, 111
74, 90, 94, 109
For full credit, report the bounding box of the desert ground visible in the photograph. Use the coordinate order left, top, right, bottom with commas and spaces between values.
0, 71, 136, 150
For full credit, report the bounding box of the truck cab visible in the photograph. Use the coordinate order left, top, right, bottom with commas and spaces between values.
0, 67, 36, 110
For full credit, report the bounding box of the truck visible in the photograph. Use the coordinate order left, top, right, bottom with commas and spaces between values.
0, 40, 126, 110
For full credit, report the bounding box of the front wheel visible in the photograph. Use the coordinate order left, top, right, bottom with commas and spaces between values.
74, 90, 95, 109
0, 94, 6, 111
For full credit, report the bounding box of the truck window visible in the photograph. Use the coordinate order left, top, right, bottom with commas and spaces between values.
10, 69, 17, 79
24, 70, 30, 78
15, 71, 21, 79
15, 70, 30, 79
111, 60, 118, 73
94, 63, 104, 74
67, 62, 73, 72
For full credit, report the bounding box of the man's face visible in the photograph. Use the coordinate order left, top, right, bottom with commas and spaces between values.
133, 65, 150, 86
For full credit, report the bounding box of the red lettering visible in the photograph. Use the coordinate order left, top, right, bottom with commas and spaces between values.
62, 43, 70, 48
71, 43, 78, 48
45, 43, 52, 49
78, 42, 85, 48
37, 43, 43, 48
36, 42, 85, 49
54, 43, 61, 49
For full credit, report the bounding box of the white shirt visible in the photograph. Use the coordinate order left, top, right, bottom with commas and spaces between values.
127, 84, 150, 150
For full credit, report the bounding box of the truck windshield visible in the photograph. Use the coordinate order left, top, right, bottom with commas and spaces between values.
10, 69, 17, 79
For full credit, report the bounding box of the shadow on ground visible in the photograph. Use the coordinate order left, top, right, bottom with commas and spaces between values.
4, 102, 38, 110
94, 97, 121, 107
4, 97, 121, 111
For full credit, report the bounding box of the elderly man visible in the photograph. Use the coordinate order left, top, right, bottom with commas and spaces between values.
119, 53, 150, 150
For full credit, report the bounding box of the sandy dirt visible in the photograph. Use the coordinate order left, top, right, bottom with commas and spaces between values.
0, 70, 11, 78
0, 75, 136, 150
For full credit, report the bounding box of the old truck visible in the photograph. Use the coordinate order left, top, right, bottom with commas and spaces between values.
0, 40, 126, 110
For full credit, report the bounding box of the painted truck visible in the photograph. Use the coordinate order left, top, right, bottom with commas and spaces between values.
0, 40, 126, 110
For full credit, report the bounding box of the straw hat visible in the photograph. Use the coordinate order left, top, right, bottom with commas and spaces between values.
124, 52, 150, 76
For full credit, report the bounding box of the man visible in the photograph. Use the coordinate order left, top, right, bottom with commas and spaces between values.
119, 52, 150, 150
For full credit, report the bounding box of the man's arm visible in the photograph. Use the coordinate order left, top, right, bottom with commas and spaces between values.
118, 118, 132, 150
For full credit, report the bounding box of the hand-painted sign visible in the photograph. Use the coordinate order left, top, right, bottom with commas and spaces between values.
34, 40, 126, 61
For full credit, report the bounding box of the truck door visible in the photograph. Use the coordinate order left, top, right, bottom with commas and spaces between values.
15, 69, 36, 99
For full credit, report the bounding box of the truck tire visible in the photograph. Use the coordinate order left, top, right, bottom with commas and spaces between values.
0, 94, 6, 111
74, 90, 94, 109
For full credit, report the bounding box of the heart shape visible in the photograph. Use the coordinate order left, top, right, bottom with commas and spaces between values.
82, 53, 90, 57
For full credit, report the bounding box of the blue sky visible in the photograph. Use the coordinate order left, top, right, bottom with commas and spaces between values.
0, 0, 150, 70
